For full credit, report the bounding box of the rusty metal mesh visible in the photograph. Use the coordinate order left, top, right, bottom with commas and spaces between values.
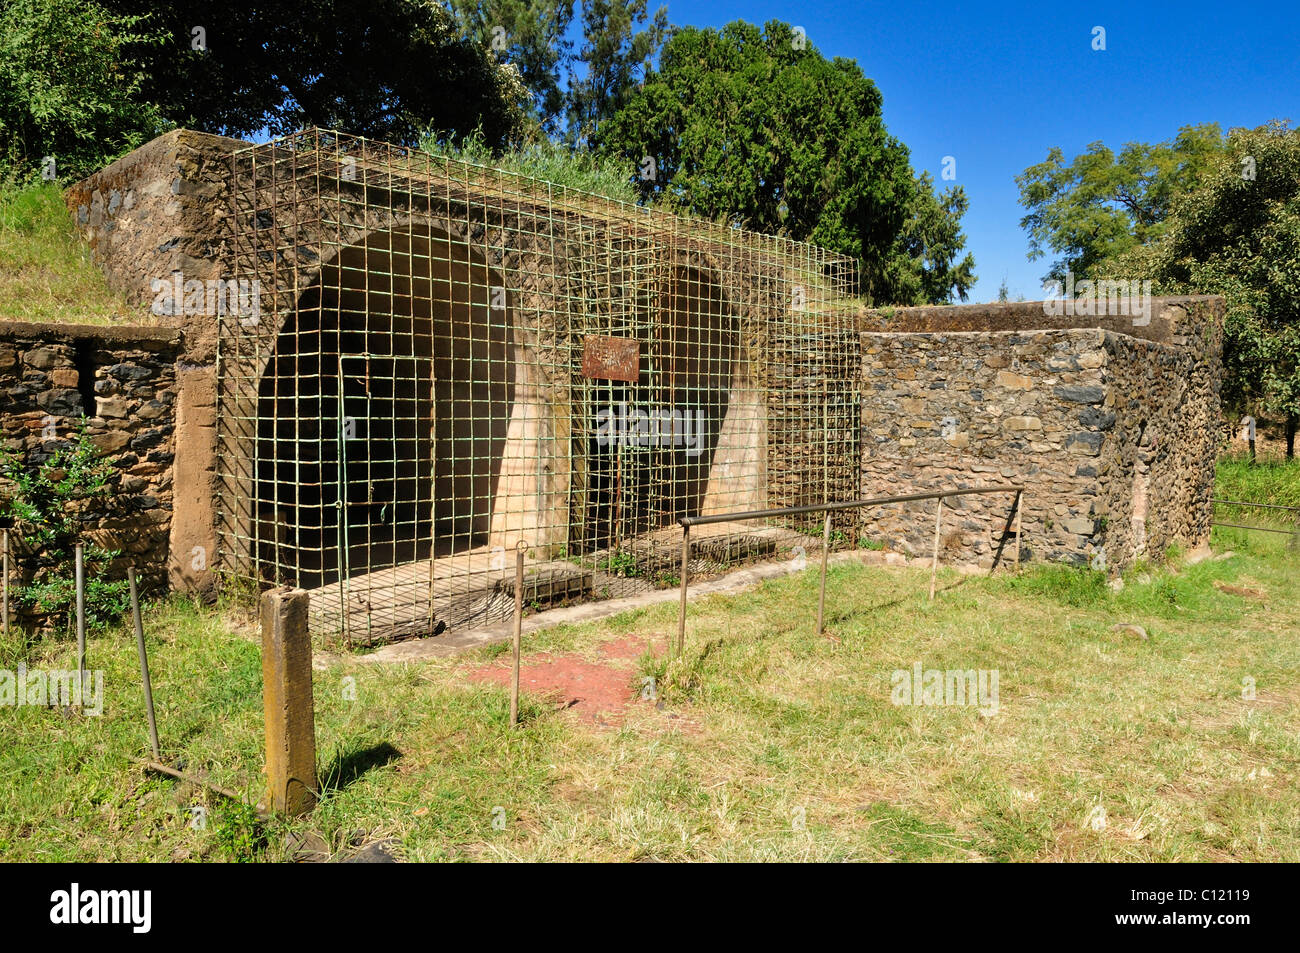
216, 128, 861, 645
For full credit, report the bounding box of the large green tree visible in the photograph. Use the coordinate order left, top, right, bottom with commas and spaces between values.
1106, 121, 1300, 455
596, 20, 974, 304
446, 0, 574, 138
101, 0, 530, 148
885, 172, 976, 307
0, 0, 165, 179
1016, 123, 1226, 285
566, 0, 667, 148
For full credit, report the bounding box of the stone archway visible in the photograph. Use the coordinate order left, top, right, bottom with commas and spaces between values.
573, 262, 740, 552
254, 224, 514, 588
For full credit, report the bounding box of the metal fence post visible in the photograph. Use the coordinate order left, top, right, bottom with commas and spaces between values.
817, 510, 831, 634
1014, 491, 1023, 572
2, 528, 8, 634
75, 542, 86, 687
676, 522, 690, 658
129, 567, 161, 761
510, 543, 524, 728
929, 497, 944, 600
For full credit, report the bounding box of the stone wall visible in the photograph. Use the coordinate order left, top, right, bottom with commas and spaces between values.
858, 297, 1223, 571
1095, 326, 1221, 566
66, 130, 242, 597
68, 130, 854, 588
0, 322, 182, 600
64, 128, 245, 364
58, 131, 1226, 592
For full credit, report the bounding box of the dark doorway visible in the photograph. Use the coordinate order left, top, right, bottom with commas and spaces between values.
254, 226, 514, 588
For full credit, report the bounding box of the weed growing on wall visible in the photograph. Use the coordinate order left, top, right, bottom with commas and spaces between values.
0, 426, 129, 633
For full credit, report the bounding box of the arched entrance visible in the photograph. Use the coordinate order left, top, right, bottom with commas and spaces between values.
255, 225, 513, 589
574, 263, 739, 552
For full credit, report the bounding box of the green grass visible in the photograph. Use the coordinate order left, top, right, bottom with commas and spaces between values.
1214, 456, 1300, 547
420, 134, 641, 205
2, 462, 1297, 861
1216, 456, 1300, 509
0, 181, 134, 325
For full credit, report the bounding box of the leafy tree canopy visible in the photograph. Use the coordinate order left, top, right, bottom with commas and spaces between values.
596, 20, 974, 304
446, 0, 575, 139
100, 0, 531, 148
1103, 121, 1300, 452
566, 0, 667, 148
1016, 123, 1226, 285
0, 0, 166, 179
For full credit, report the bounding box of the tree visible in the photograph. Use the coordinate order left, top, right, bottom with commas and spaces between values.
1016, 123, 1226, 286
566, 0, 668, 148
446, 0, 576, 137
596, 20, 974, 304
0, 0, 165, 180
1108, 121, 1300, 456
883, 171, 976, 307
102, 0, 530, 149
0, 428, 130, 633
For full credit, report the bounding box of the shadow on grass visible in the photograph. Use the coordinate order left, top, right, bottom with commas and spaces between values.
822, 574, 974, 627
320, 741, 402, 792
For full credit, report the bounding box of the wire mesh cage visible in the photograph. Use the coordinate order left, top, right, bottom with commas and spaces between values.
216, 128, 861, 645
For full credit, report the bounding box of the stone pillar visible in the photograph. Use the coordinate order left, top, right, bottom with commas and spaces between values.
168, 365, 219, 596
261, 588, 317, 815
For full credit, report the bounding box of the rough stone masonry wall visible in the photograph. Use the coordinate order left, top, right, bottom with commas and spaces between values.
1096, 328, 1220, 567
65, 128, 245, 365
0, 322, 181, 598
66, 130, 251, 598
858, 296, 1223, 571
860, 329, 1106, 565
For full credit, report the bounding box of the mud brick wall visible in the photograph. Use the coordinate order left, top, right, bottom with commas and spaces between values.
858, 296, 1223, 571
0, 322, 182, 596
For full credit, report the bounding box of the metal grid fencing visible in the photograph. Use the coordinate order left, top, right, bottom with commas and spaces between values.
217, 128, 860, 646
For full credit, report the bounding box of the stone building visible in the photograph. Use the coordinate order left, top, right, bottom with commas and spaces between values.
0, 128, 1224, 639
859, 298, 1223, 569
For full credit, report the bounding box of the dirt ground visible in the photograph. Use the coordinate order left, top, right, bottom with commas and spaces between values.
466, 636, 667, 726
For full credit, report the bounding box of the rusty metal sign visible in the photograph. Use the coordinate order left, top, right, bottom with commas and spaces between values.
581, 335, 640, 382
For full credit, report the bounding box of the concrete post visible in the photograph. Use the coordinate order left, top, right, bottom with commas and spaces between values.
261, 588, 317, 815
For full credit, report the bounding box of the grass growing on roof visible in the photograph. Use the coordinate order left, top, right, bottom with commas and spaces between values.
0, 181, 135, 325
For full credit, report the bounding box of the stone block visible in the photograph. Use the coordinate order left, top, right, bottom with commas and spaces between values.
996, 370, 1034, 390
1003, 416, 1043, 432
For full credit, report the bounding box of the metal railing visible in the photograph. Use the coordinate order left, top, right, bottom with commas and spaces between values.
1210, 498, 1300, 546
673, 486, 1025, 656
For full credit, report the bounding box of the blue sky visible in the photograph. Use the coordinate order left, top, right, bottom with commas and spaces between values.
600, 1, 1299, 302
